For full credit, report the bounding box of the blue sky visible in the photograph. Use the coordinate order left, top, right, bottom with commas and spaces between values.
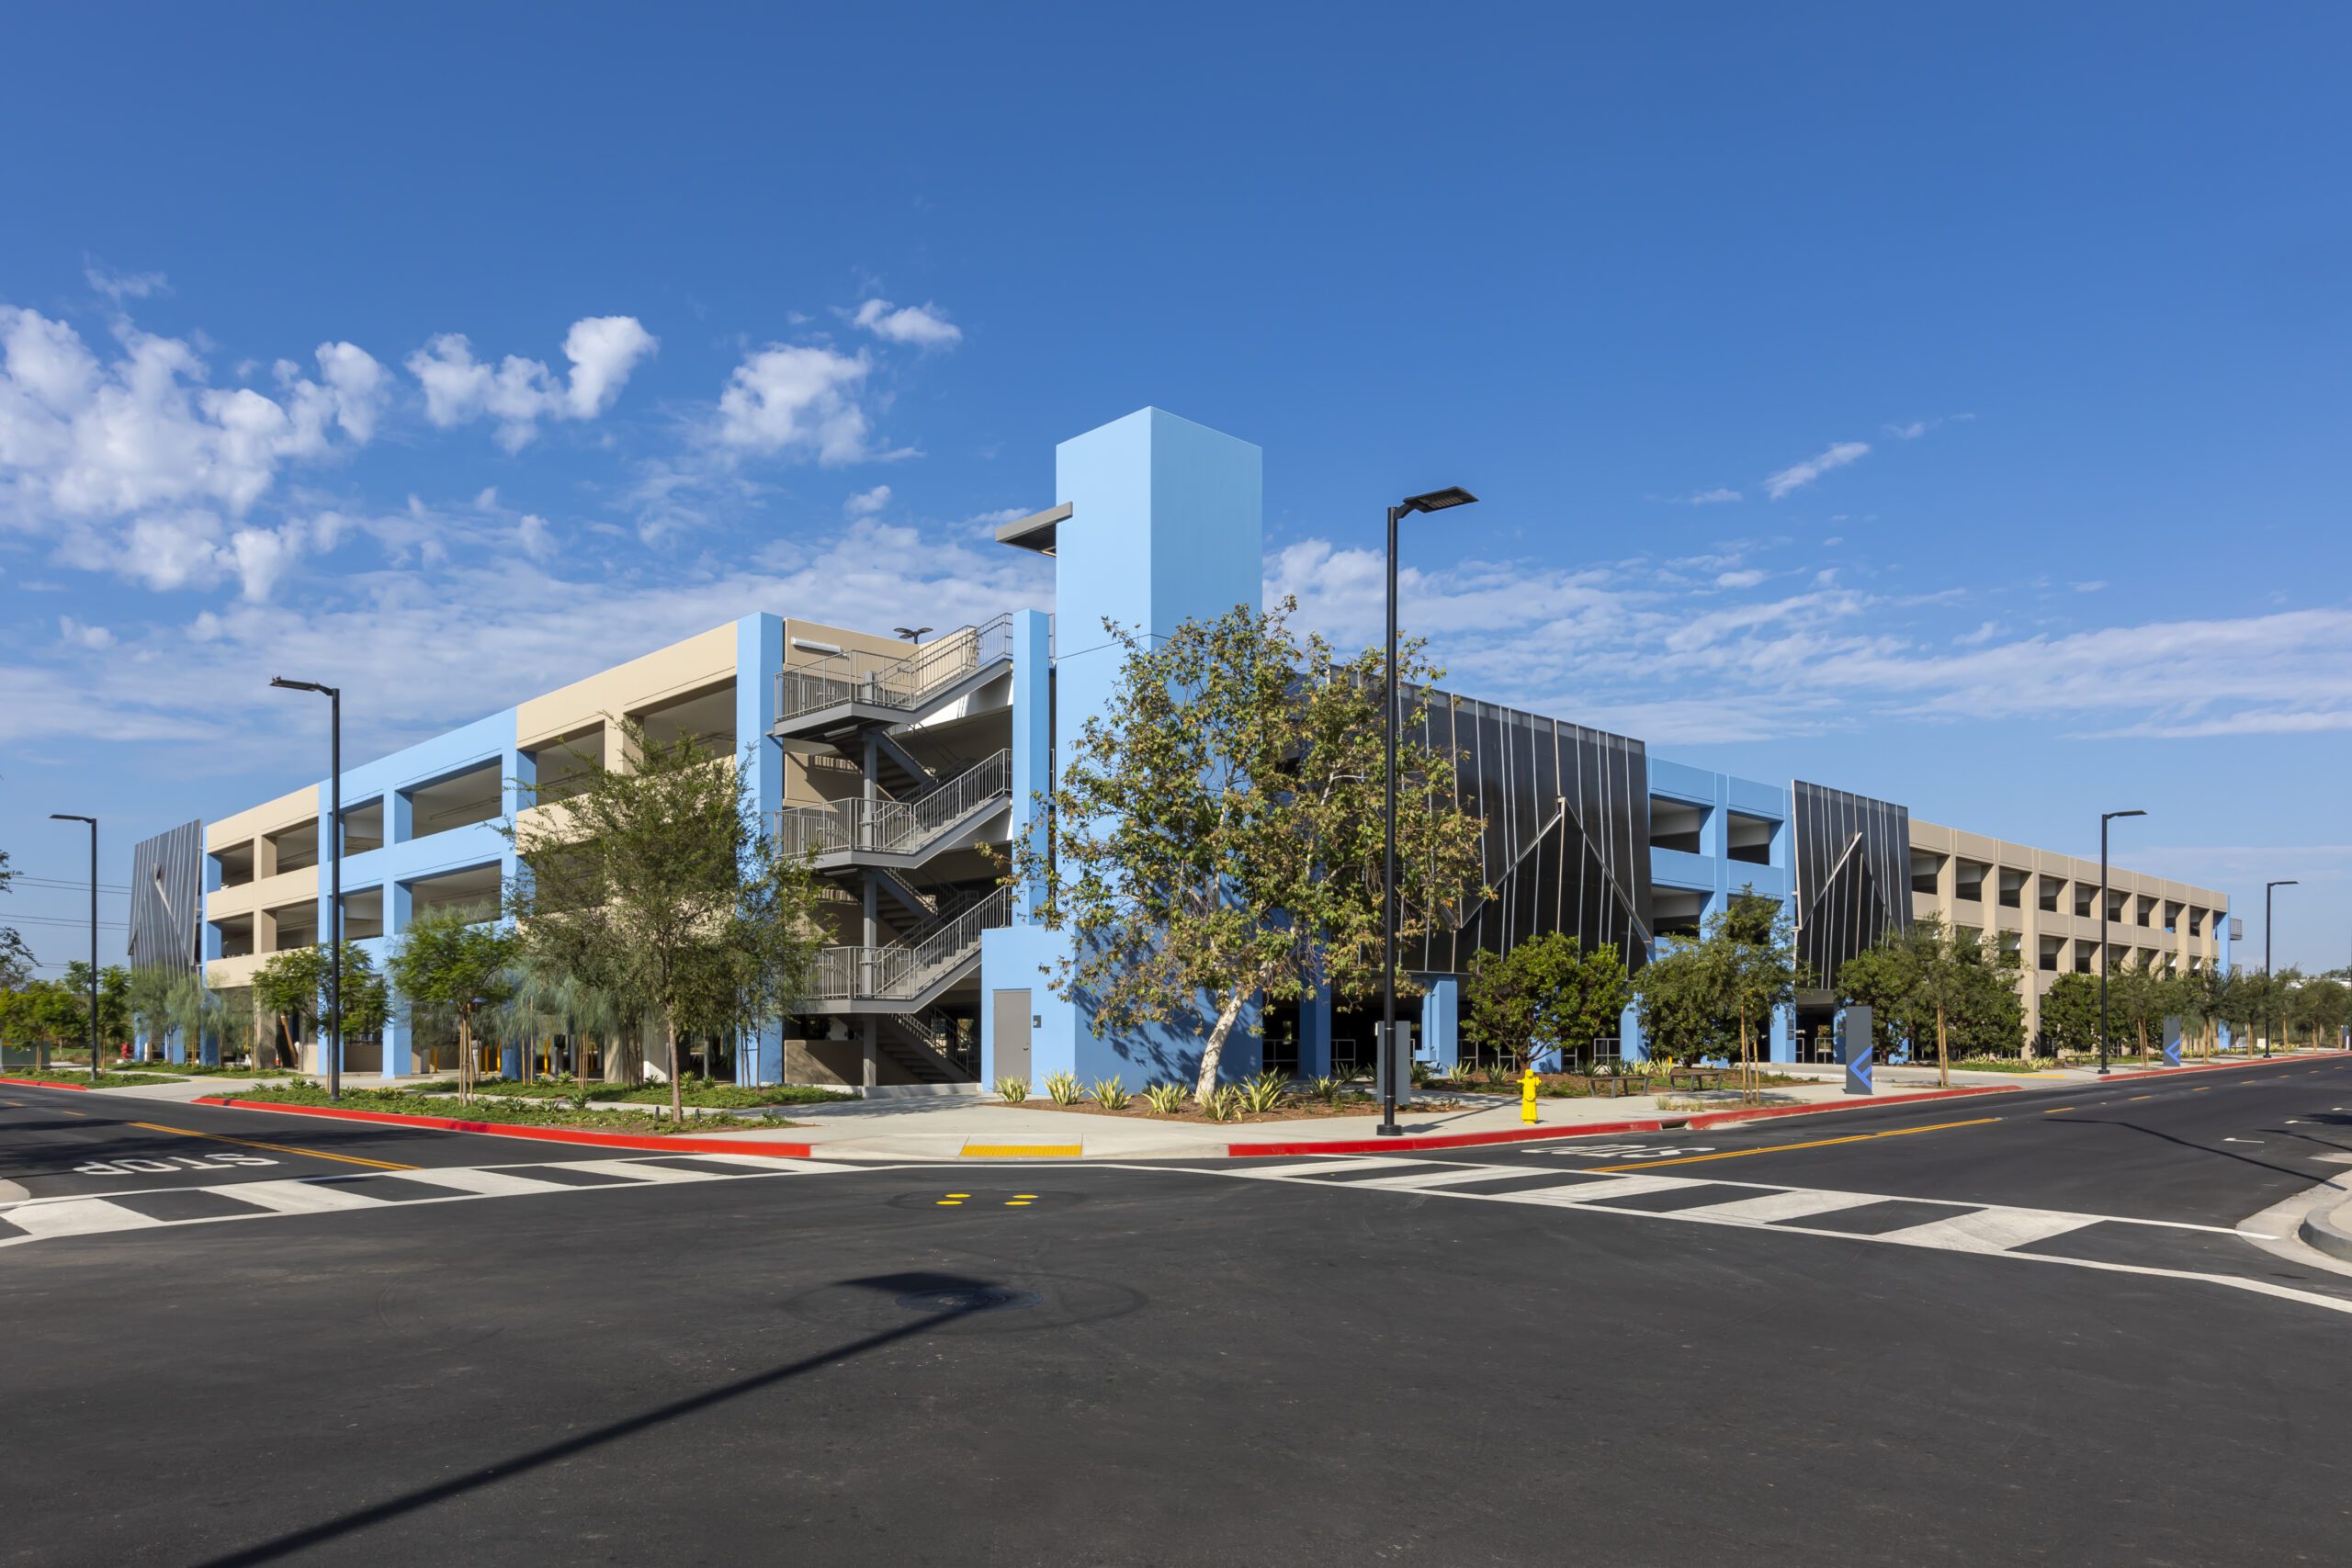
4, 3, 2347, 975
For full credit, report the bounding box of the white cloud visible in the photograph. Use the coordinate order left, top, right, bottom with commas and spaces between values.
1713, 569, 1768, 589
2072, 580, 2107, 593
1955, 620, 2003, 646
969, 506, 1031, 526
84, 261, 168, 301
1763, 441, 1870, 500
1678, 487, 1743, 505
851, 299, 961, 349
405, 314, 657, 450
1885, 413, 1974, 440
1, 307, 385, 525
844, 484, 892, 516
712, 344, 876, 463
516, 513, 555, 560
58, 615, 114, 649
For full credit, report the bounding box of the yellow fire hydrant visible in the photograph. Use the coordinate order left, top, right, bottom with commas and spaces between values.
1521, 1066, 1541, 1124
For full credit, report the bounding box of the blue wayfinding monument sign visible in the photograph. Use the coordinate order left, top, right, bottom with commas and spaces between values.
2163, 1014, 2184, 1067
1839, 1005, 1873, 1095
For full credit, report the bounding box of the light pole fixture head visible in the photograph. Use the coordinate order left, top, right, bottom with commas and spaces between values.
894, 626, 933, 644
1398, 486, 1478, 515
270, 675, 335, 695
2268, 879, 2300, 890
50, 812, 95, 825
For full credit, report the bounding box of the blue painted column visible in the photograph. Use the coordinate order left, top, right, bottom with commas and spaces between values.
1299, 987, 1333, 1078
736, 613, 786, 1084
1008, 608, 1053, 921
1419, 979, 1460, 1074
1770, 1002, 1794, 1064
382, 873, 413, 1080
1619, 998, 1647, 1063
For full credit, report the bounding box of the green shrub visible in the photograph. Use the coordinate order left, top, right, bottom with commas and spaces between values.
1240, 1070, 1287, 1114
1142, 1082, 1187, 1115
995, 1075, 1030, 1103
1045, 1069, 1082, 1106
1090, 1077, 1133, 1111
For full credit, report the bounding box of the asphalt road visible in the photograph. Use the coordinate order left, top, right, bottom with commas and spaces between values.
4, 1061, 2351, 1567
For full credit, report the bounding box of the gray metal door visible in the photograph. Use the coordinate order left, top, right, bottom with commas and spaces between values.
991, 989, 1033, 1087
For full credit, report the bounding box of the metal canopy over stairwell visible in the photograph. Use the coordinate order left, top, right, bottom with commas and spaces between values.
770, 615, 1020, 1089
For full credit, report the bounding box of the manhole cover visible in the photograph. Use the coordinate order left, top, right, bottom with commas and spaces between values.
897, 1286, 1042, 1314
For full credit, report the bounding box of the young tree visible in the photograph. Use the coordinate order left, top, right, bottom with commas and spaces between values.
504, 717, 822, 1122
126, 965, 176, 1061
1634, 942, 1731, 1069
62, 961, 131, 1063
387, 905, 517, 1103
2038, 971, 2101, 1059
164, 973, 223, 1066
1835, 940, 1928, 1063
1713, 889, 1804, 1102
1837, 918, 2019, 1087
0, 849, 35, 992
1460, 932, 1630, 1075
1017, 600, 1487, 1100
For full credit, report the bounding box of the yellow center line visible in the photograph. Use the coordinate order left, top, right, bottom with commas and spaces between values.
130, 1122, 415, 1171
1586, 1117, 2001, 1172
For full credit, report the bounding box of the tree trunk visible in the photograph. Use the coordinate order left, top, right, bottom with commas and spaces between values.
1936, 1005, 1950, 1089
1194, 989, 1250, 1102
666, 1017, 684, 1122
458, 1010, 473, 1105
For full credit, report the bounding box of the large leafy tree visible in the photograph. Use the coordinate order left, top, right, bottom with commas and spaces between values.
504, 717, 822, 1121
1460, 931, 1630, 1075
1633, 942, 1731, 1067
1836, 917, 2022, 1086
1016, 600, 1487, 1100
386, 905, 517, 1102
0, 848, 35, 991
61, 961, 131, 1062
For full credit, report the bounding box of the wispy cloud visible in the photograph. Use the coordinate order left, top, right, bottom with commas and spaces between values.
1763, 440, 1870, 500
1675, 487, 1743, 505
1884, 412, 1975, 440
850, 299, 962, 349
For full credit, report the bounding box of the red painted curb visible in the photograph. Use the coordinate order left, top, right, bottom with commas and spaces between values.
0, 1074, 92, 1092
1230, 1117, 1672, 1158
193, 1096, 814, 1157
1682, 1083, 2019, 1129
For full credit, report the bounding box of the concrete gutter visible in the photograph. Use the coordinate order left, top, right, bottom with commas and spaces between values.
2300, 1196, 2352, 1265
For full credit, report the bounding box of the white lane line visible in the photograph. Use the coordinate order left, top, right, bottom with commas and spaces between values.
1678, 1189, 1888, 1224
1877, 1208, 2099, 1255
390, 1167, 577, 1198
559, 1158, 727, 1184
6, 1198, 163, 1239
1221, 1157, 1419, 1181
220, 1179, 390, 1213
1343, 1165, 1554, 1192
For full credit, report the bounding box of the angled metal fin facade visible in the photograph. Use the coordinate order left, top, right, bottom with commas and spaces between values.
1790, 780, 1909, 989
1404, 690, 1653, 976
129, 818, 205, 975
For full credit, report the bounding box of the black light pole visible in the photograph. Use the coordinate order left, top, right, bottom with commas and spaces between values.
272, 677, 343, 1100
893, 626, 933, 648
1378, 485, 1478, 1136
2098, 809, 2145, 1077
49, 814, 98, 1075
2264, 879, 2297, 1057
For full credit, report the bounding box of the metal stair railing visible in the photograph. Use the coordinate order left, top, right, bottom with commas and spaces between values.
810, 885, 1013, 1002
775, 614, 1016, 726
775, 750, 1010, 862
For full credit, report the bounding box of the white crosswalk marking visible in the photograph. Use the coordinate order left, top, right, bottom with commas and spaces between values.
1222, 1157, 1419, 1180
1506, 1174, 1708, 1205
205, 1179, 387, 1213
559, 1158, 727, 1184
1344, 1165, 1552, 1191
391, 1168, 575, 1197
1878, 1208, 2098, 1254
7, 1199, 160, 1239
1677, 1189, 1887, 1224
678, 1153, 861, 1173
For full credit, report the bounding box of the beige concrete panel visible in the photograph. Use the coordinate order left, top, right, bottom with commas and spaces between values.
206, 863, 318, 923
206, 784, 322, 854
515, 624, 739, 750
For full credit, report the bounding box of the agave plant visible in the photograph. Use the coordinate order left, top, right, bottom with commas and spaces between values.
995, 1075, 1030, 1103
1045, 1069, 1082, 1105
1305, 1074, 1340, 1104
1090, 1076, 1133, 1111
1142, 1081, 1187, 1115
1199, 1085, 1244, 1122
1240, 1070, 1287, 1115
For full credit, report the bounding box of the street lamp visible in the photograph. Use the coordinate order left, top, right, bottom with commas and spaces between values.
272, 676, 343, 1100
2264, 878, 2298, 1058
2098, 809, 2145, 1077
48, 814, 97, 1076
894, 626, 932, 648
1379, 485, 1478, 1136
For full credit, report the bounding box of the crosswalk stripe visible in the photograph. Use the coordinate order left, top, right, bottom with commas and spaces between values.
1502, 1174, 1707, 1205
390, 1168, 576, 1197
672, 1152, 858, 1173
1675, 1189, 1888, 1224
1221, 1157, 1419, 1180
550, 1157, 729, 1184
1344, 1165, 1558, 1192
6, 1199, 164, 1238
216, 1179, 393, 1213
1878, 1208, 2098, 1254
